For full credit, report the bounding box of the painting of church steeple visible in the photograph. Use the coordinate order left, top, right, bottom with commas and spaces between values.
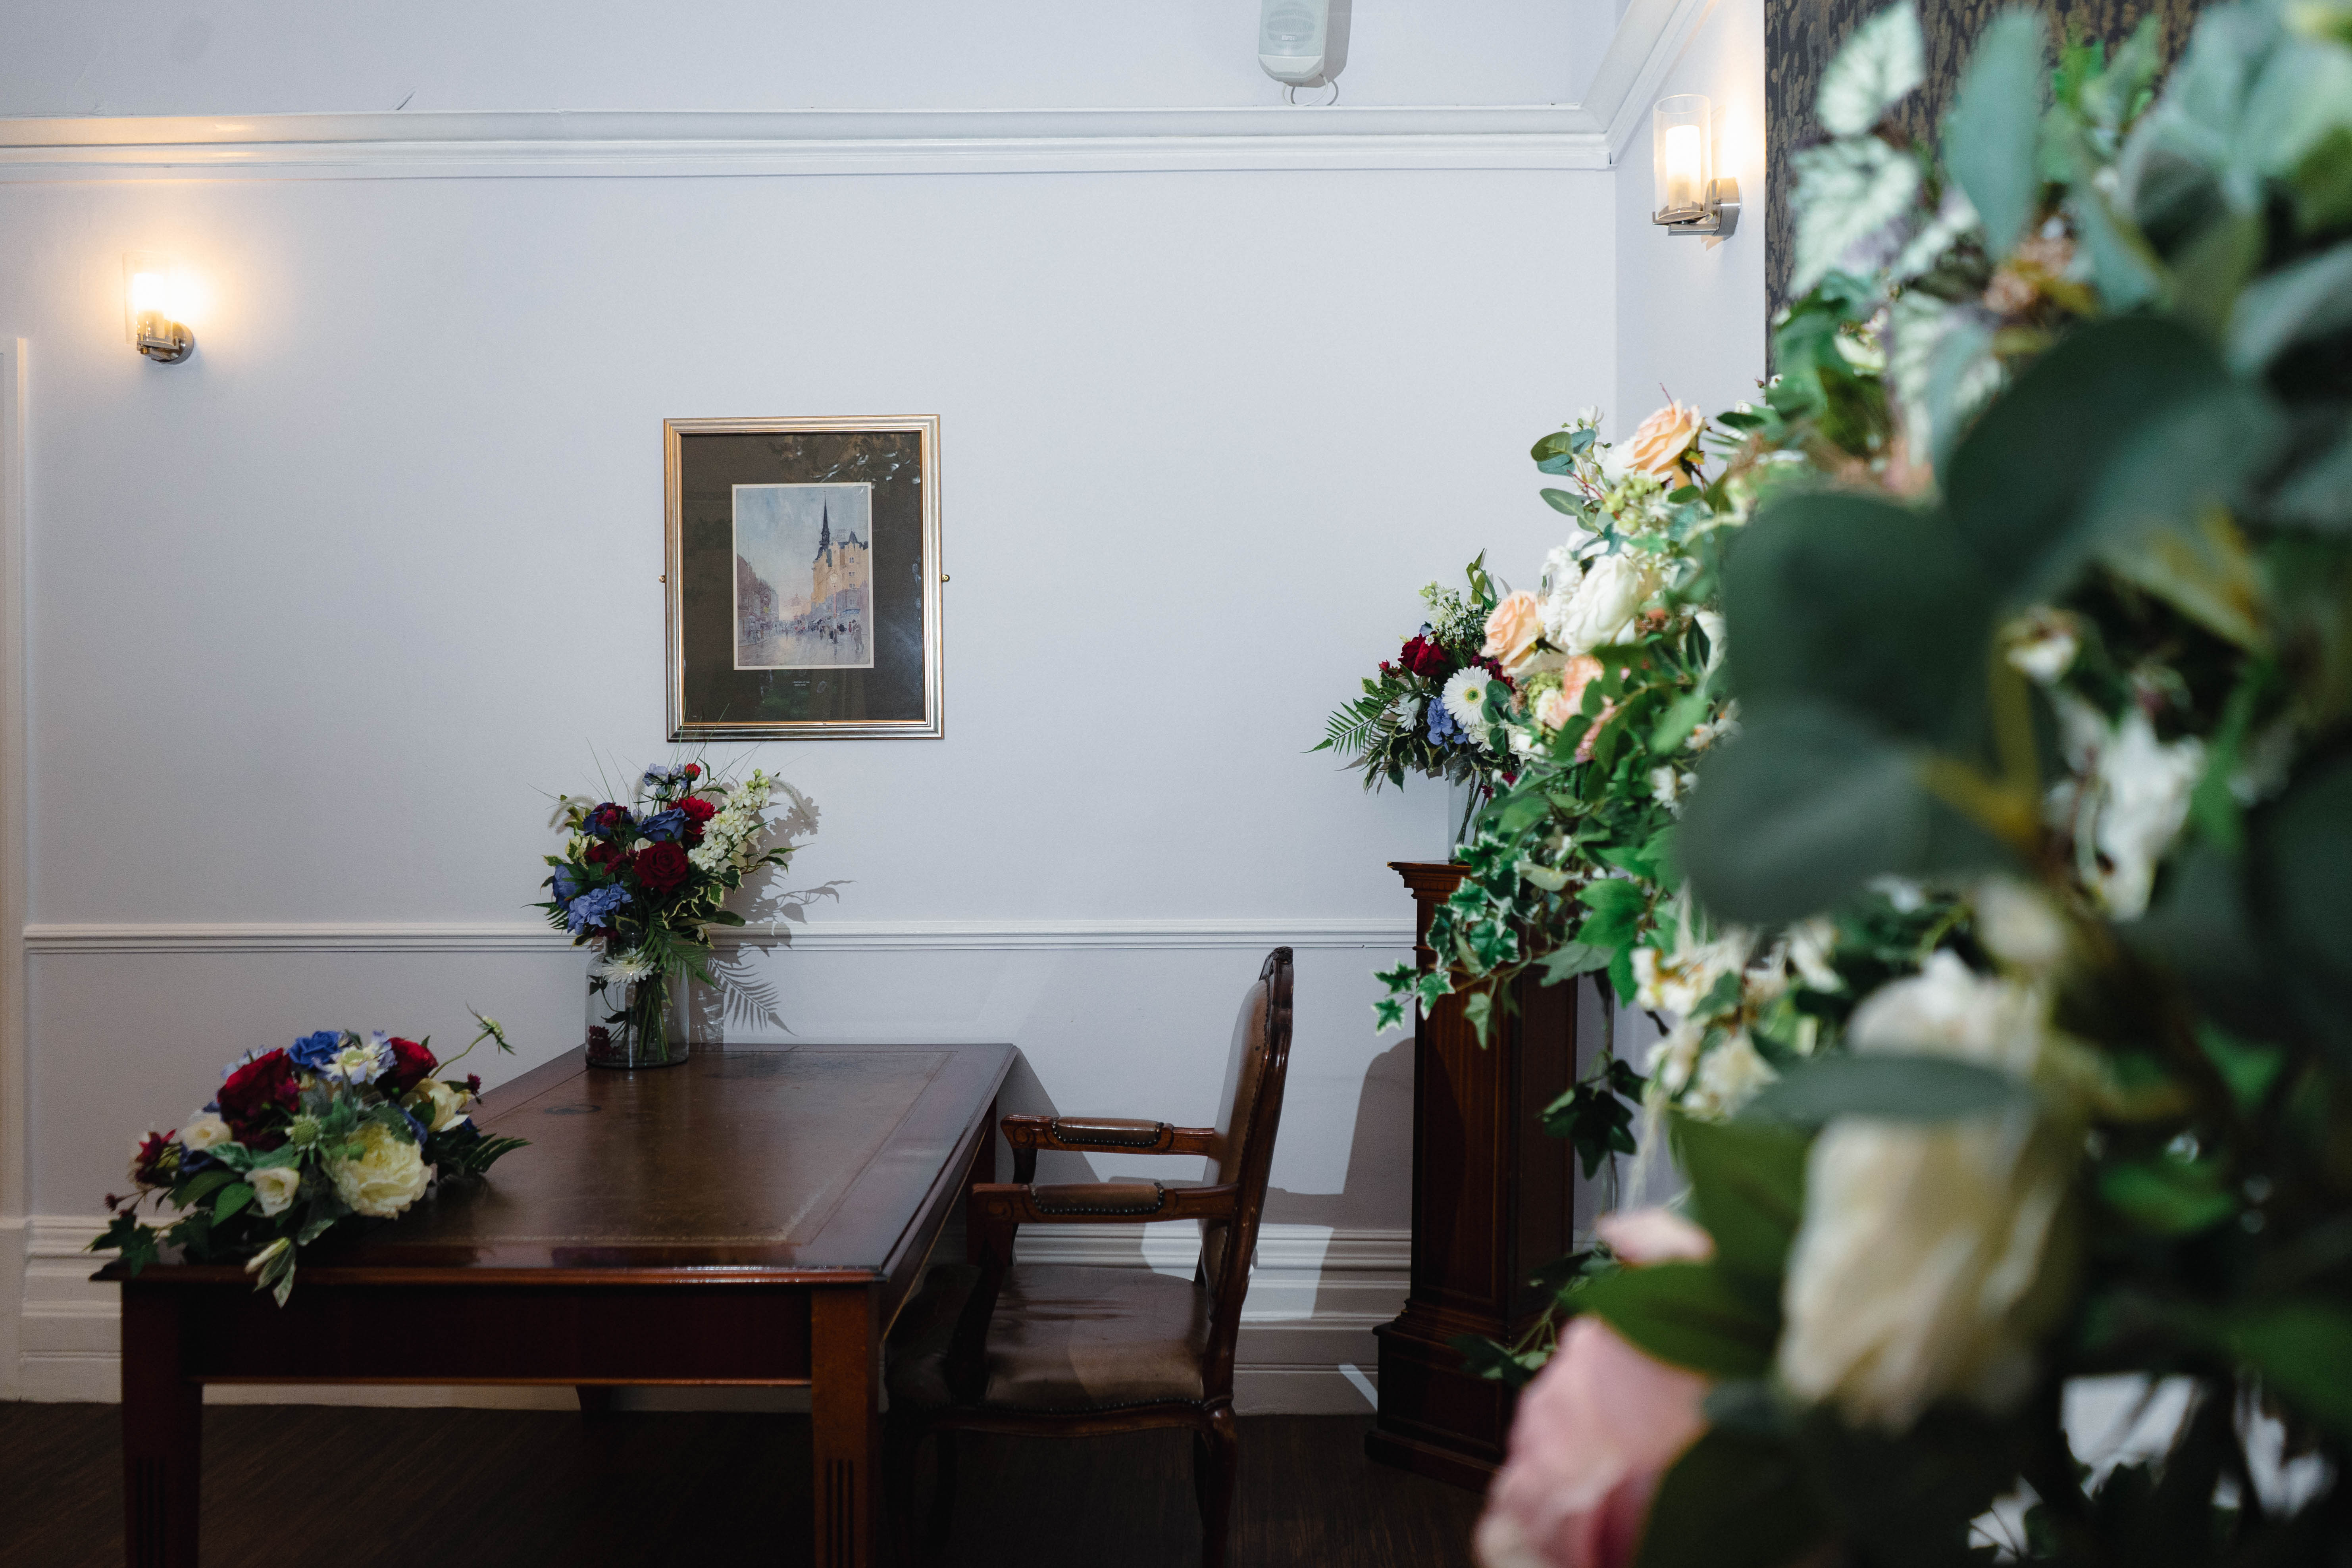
730, 482, 874, 671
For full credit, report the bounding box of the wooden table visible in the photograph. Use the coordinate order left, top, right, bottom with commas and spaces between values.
104, 1041, 1016, 1568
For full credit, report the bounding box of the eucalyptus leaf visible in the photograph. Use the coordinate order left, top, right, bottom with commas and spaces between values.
1675, 1116, 1810, 1294
2225, 240, 2352, 373
1741, 1053, 2033, 1124
1574, 1260, 1776, 1379
1724, 492, 1992, 746
2065, 186, 2164, 310
1943, 10, 2050, 256
1817, 1, 1926, 136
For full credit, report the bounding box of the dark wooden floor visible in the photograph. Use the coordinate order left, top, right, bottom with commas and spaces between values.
0, 1401, 1481, 1567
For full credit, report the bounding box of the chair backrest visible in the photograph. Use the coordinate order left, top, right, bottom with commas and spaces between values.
1197, 947, 1294, 1395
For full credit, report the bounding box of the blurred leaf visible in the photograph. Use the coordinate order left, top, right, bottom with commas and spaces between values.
1944, 316, 2279, 604
1817, 1, 1925, 135
2095, 503, 2273, 653
2168, 211, 2266, 339
1576, 1260, 1776, 1378
2122, 845, 2307, 1048
1792, 138, 1925, 297
1725, 492, 1993, 746
1742, 1054, 2032, 1124
2100, 1158, 2237, 1234
1636, 1429, 1827, 1568
2255, 753, 2352, 1068
1943, 10, 2049, 255
1676, 1116, 1810, 1295
2225, 240, 2352, 373
2223, 1302, 2352, 1436
2273, 419, 2352, 531
1449, 1331, 1542, 1390
2198, 1023, 2286, 1112
2066, 187, 2164, 310
1537, 941, 1613, 984
2292, 124, 2352, 232
1681, 703, 2001, 926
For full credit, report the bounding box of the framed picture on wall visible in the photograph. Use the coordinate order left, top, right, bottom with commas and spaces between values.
664, 415, 943, 740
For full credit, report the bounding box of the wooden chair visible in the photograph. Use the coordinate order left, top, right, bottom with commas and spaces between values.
884, 947, 1296, 1567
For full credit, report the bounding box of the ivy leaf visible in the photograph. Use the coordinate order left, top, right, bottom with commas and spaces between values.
1791, 138, 1925, 297
1941, 9, 2049, 256
1816, 1, 1925, 136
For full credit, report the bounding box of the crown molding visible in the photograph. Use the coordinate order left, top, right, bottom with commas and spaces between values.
21, 917, 1412, 955
0, 0, 1708, 180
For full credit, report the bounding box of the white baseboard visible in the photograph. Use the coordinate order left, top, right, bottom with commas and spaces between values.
15, 1216, 1407, 1415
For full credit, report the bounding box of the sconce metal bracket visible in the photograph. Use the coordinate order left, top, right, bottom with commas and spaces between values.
1652, 177, 1741, 240
137, 323, 194, 364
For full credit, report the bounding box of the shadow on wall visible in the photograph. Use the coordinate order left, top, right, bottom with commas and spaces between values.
678, 779, 853, 1040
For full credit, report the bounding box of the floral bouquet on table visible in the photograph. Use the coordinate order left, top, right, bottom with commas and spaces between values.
90, 1012, 524, 1304
1315, 555, 1519, 846
541, 759, 795, 1069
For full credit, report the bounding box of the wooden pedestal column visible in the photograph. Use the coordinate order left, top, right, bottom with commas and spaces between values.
1365, 861, 1581, 1492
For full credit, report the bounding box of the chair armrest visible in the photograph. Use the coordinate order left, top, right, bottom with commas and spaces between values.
1000, 1113, 1221, 1183
964, 1181, 1240, 1266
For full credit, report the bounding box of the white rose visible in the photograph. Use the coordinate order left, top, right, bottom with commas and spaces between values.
2088, 711, 2204, 920
1777, 953, 2077, 1432
249, 1165, 303, 1217
180, 1111, 233, 1152
1686, 1031, 1778, 1118
329, 1121, 430, 1219
1551, 555, 1656, 655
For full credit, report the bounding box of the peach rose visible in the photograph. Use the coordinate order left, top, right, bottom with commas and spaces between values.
1534, 656, 1605, 733
1474, 1293, 1712, 1567
1483, 590, 1550, 676
1596, 1207, 1716, 1265
1623, 402, 1704, 481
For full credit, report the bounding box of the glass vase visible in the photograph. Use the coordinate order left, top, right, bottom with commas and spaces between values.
584, 954, 691, 1070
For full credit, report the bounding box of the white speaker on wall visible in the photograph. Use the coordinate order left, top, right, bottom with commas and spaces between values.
1259, 0, 1332, 86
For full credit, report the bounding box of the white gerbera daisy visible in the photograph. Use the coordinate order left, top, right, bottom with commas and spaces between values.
591, 948, 658, 985
1442, 667, 1500, 737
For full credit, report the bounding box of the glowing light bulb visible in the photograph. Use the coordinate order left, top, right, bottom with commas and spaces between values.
1663, 124, 1703, 213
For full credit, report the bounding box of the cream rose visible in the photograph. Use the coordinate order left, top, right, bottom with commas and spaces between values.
329, 1121, 430, 1219
1777, 953, 2077, 1432
179, 1111, 233, 1152
1623, 402, 1704, 481
1552, 556, 1657, 656
408, 1078, 470, 1133
249, 1164, 303, 1217
1481, 590, 1552, 676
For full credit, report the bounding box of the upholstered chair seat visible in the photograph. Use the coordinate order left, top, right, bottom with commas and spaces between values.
887, 1260, 1212, 1412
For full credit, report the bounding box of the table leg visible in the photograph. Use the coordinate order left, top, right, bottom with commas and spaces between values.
966, 1095, 997, 1264
812, 1286, 882, 1568
120, 1285, 202, 1568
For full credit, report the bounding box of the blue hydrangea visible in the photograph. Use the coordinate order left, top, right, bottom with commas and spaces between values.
1426, 697, 1466, 746
565, 884, 632, 934
639, 808, 688, 843
289, 1030, 344, 1072
549, 867, 585, 905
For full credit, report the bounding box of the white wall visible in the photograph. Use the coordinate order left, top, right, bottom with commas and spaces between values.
0, 0, 1625, 115
1615, 0, 1767, 431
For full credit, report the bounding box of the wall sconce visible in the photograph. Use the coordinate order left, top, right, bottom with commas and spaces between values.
1651, 96, 1738, 240
1259, 0, 1332, 87
123, 252, 194, 363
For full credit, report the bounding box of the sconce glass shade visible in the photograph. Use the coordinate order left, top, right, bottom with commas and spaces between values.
1259, 0, 1331, 85
1653, 95, 1713, 221
122, 251, 194, 363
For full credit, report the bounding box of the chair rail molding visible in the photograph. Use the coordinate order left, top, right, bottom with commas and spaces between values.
22, 918, 1413, 955
0, 0, 1703, 180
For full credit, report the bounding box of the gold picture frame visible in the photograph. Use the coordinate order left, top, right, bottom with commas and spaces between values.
664, 414, 943, 741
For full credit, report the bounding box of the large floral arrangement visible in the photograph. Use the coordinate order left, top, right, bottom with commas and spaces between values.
92, 1013, 524, 1303
541, 760, 795, 1052
1472, 0, 2352, 1564
1316, 556, 1517, 843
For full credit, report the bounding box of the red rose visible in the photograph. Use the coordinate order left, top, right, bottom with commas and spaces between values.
385, 1036, 437, 1094
465, 1074, 482, 1097
631, 841, 691, 894
583, 841, 622, 868
682, 764, 701, 779
679, 796, 718, 825
1401, 635, 1451, 679
217, 1050, 299, 1141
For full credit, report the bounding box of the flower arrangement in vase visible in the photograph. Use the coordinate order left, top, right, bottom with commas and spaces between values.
90, 1013, 524, 1303
1315, 555, 1520, 848
541, 759, 795, 1069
